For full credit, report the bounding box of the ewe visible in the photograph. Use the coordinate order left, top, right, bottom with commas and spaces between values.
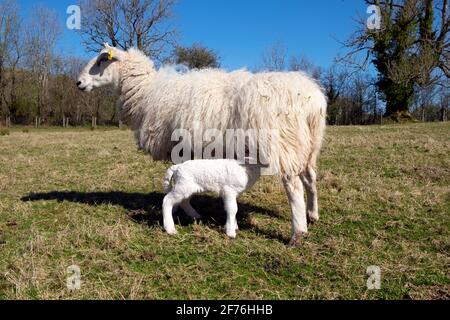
162, 159, 261, 238
77, 43, 327, 246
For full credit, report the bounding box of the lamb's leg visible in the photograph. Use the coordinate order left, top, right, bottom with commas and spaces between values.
180, 199, 201, 219
282, 176, 308, 246
300, 166, 319, 223
162, 192, 183, 235
223, 190, 238, 239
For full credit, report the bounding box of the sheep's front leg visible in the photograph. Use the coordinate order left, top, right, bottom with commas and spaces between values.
283, 176, 308, 246
223, 190, 238, 239
300, 166, 319, 223
180, 199, 202, 219
162, 193, 183, 235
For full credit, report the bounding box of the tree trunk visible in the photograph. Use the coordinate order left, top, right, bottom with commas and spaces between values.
384, 83, 414, 118
440, 107, 447, 122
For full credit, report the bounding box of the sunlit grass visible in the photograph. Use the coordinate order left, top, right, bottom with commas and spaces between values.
0, 122, 448, 299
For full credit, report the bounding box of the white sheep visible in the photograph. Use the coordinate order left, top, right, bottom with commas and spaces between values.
162, 159, 261, 238
77, 43, 327, 246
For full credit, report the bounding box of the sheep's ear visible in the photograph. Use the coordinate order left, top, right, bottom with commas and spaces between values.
109, 47, 125, 61
103, 43, 112, 50
101, 46, 124, 62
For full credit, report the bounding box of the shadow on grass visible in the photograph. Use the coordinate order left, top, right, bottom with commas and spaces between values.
21, 191, 288, 243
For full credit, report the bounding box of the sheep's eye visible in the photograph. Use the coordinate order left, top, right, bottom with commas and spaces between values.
97, 53, 109, 66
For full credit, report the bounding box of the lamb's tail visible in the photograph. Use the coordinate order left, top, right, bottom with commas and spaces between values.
163, 165, 177, 193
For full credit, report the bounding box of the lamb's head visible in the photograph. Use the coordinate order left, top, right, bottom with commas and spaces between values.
77, 43, 125, 92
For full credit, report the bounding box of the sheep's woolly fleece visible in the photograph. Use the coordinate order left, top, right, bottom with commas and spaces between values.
118, 48, 327, 177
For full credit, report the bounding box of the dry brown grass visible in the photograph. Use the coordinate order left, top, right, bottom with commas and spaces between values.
0, 123, 448, 299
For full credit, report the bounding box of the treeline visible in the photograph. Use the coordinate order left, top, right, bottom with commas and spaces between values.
0, 1, 125, 127
2, 58, 118, 127
0, 0, 448, 128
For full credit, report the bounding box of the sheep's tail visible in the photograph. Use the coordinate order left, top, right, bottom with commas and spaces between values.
307, 96, 327, 170
163, 165, 177, 193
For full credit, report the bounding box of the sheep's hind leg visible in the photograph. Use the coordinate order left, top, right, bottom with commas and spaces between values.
223, 190, 238, 239
162, 193, 183, 235
180, 199, 201, 219
283, 176, 308, 247
300, 166, 319, 224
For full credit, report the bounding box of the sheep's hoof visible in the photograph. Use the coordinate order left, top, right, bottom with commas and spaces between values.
190, 213, 202, 220
184, 209, 201, 220
287, 232, 307, 247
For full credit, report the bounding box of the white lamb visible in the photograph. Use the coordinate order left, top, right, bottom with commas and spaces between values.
162, 159, 261, 238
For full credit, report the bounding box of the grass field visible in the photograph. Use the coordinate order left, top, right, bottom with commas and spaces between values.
0, 123, 448, 299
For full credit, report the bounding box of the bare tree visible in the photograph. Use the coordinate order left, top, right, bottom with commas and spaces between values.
0, 0, 21, 127
260, 42, 287, 71
289, 55, 322, 79
79, 0, 177, 61
5, 2, 22, 127
25, 5, 61, 127
323, 68, 345, 125
413, 83, 438, 121
438, 77, 449, 121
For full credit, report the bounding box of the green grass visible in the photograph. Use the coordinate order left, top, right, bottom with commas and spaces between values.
0, 123, 448, 299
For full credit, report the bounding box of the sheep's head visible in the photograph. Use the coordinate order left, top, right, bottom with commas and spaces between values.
77, 43, 124, 92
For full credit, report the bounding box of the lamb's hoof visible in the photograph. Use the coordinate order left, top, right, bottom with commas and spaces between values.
165, 228, 177, 235
226, 230, 237, 239
287, 232, 307, 247
307, 213, 319, 225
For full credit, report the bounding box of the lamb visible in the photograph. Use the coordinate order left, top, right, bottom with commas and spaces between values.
77, 43, 327, 246
162, 159, 261, 238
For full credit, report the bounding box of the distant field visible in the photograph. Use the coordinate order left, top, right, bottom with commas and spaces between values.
0, 123, 448, 299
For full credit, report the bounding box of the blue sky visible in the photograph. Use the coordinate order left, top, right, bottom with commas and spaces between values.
19, 0, 367, 70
